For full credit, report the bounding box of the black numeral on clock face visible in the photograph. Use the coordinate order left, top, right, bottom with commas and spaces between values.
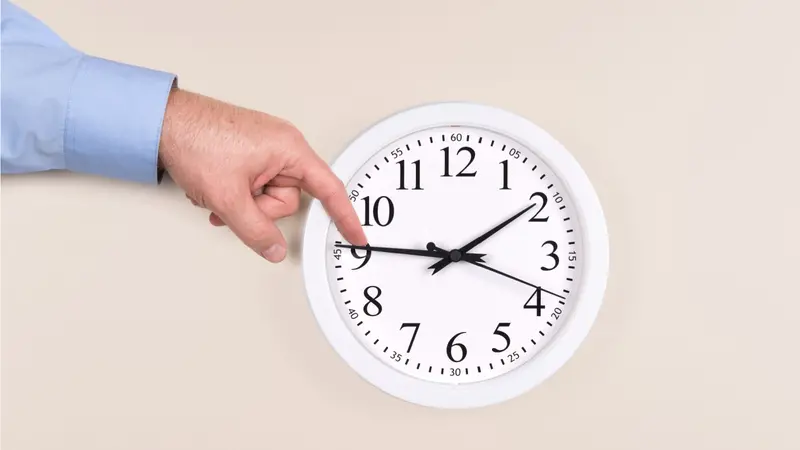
528, 192, 549, 222
446, 331, 468, 363
499, 160, 511, 190
363, 285, 383, 316
399, 322, 420, 353
541, 241, 559, 271
441, 146, 477, 177
491, 322, 511, 353
350, 246, 371, 270
361, 196, 394, 226
524, 289, 544, 315
396, 159, 423, 190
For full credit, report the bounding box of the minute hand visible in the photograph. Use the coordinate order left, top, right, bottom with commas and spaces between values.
334, 244, 486, 262
428, 202, 537, 274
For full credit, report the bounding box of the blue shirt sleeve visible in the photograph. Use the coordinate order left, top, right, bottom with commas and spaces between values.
1, 0, 177, 184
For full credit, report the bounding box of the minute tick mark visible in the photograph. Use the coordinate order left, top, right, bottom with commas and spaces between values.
539, 174, 546, 180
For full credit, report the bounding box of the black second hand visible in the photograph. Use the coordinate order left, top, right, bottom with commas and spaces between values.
427, 243, 565, 300
464, 260, 566, 300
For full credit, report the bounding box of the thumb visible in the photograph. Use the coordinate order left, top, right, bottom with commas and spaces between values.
212, 188, 287, 263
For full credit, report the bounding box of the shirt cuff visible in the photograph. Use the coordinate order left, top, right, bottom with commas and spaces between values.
64, 54, 177, 184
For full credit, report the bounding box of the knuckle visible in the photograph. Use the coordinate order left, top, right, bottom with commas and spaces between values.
278, 123, 307, 149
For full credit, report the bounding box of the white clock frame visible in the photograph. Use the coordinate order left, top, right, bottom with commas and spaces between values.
301, 102, 609, 409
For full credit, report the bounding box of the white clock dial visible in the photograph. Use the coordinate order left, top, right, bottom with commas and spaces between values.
302, 103, 608, 409
326, 125, 581, 384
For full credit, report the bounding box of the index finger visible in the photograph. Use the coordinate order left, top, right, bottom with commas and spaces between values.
301, 155, 368, 246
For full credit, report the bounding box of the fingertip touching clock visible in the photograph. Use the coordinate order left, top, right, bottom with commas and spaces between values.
302, 102, 609, 409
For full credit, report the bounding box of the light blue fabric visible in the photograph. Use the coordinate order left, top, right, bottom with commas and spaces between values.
1, 0, 177, 184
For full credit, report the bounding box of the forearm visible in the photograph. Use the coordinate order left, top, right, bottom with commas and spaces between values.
1, 0, 177, 184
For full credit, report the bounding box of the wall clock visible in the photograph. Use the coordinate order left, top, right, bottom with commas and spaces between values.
301, 102, 609, 409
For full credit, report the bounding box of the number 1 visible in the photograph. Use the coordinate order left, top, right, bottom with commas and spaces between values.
500, 160, 510, 190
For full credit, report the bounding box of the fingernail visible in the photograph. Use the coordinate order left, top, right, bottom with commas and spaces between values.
262, 244, 286, 262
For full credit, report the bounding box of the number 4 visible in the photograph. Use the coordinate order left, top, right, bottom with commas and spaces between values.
524, 289, 544, 316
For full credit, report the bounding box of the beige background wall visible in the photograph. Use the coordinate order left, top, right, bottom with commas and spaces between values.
3, 0, 799, 449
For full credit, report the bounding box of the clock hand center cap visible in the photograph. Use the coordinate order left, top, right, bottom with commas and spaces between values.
426, 242, 464, 263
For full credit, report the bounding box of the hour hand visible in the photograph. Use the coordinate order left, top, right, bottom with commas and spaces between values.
334, 243, 486, 262
428, 202, 538, 275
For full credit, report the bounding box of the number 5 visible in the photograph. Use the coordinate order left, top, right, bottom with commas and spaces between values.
492, 322, 511, 353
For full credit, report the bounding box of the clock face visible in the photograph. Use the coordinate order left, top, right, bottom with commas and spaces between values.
302, 102, 608, 408
325, 125, 581, 384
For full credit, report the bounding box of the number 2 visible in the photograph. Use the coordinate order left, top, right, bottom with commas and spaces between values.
528, 192, 549, 222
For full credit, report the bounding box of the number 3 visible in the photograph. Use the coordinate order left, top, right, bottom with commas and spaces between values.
541, 241, 559, 271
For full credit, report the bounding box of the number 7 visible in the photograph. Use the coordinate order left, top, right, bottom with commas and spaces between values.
400, 323, 420, 353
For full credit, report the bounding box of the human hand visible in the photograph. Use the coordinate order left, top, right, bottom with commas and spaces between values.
157, 89, 367, 262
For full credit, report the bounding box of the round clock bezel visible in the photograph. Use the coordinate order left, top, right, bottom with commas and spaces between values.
301, 102, 609, 409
